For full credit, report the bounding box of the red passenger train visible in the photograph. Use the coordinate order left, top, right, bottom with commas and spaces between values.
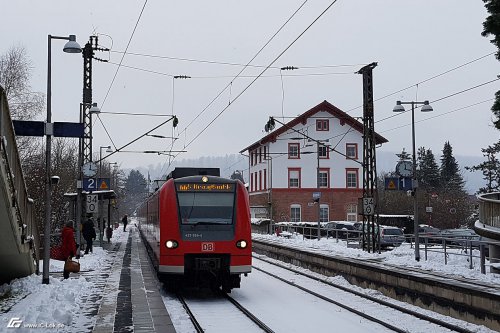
137, 168, 252, 292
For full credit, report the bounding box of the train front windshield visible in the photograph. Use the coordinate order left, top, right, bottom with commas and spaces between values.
178, 192, 235, 225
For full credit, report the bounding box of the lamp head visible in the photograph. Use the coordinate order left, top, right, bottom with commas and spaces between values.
63, 35, 82, 53
106, 147, 113, 153
89, 103, 101, 114
393, 101, 405, 112
421, 101, 433, 112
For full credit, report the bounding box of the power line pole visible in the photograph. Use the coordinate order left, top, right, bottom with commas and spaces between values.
357, 62, 379, 253
76, 36, 108, 254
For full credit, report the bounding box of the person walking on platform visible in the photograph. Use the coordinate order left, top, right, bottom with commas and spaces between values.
106, 225, 113, 243
82, 218, 96, 254
61, 220, 77, 279
122, 214, 128, 232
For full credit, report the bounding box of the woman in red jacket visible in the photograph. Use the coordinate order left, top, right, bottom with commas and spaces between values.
61, 220, 77, 279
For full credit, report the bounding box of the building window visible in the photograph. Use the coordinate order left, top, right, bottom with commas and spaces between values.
316, 119, 329, 131
259, 170, 262, 191
254, 173, 258, 191
346, 143, 358, 159
346, 203, 357, 222
288, 168, 301, 188
259, 147, 262, 163
318, 168, 329, 188
318, 144, 329, 159
263, 146, 267, 160
320, 204, 329, 222
346, 169, 358, 188
290, 204, 301, 222
250, 151, 254, 166
288, 143, 300, 159
264, 169, 267, 190
250, 172, 253, 192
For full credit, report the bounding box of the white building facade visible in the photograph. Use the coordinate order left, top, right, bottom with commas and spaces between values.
240, 100, 387, 223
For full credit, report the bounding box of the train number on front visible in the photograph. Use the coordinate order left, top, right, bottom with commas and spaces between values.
201, 242, 214, 252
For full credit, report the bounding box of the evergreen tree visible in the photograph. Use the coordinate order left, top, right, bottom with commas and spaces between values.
417, 147, 440, 190
122, 170, 148, 214
466, 142, 500, 193
482, 0, 500, 128
440, 142, 465, 193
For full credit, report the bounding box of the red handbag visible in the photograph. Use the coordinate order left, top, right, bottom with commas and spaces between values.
50, 246, 66, 261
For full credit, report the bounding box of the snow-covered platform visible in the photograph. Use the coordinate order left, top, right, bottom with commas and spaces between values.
0, 226, 176, 332
93, 228, 176, 333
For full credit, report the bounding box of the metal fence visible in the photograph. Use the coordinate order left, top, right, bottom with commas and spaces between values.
0, 87, 39, 272
266, 223, 499, 275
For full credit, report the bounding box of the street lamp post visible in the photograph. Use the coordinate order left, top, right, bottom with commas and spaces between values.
98, 146, 112, 246
393, 100, 433, 262
43, 34, 81, 285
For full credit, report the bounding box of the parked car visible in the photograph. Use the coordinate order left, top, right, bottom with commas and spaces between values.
418, 225, 440, 243
322, 221, 357, 239
379, 226, 405, 248
438, 228, 490, 256
362, 224, 405, 249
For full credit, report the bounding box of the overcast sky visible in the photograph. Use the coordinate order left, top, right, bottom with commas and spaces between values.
2, 1, 499, 175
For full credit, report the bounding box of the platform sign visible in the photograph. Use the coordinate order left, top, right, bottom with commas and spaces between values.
398, 177, 413, 191
86, 194, 98, 214
384, 177, 412, 191
385, 177, 398, 190
362, 197, 375, 216
97, 178, 110, 190
83, 178, 97, 192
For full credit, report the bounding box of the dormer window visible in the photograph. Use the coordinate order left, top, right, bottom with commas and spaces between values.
316, 119, 329, 131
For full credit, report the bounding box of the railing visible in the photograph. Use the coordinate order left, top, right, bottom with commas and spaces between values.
264, 223, 499, 275
478, 192, 500, 229
0, 86, 39, 270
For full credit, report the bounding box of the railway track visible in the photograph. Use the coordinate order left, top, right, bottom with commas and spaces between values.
177, 290, 275, 333
253, 255, 479, 333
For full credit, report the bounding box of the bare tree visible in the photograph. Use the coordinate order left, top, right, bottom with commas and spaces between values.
0, 45, 44, 120
0, 45, 45, 163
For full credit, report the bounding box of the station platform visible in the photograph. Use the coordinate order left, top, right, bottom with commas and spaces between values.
91, 228, 176, 333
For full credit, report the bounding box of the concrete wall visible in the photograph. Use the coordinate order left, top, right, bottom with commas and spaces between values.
253, 239, 500, 331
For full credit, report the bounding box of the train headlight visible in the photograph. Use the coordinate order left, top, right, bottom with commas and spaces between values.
236, 240, 247, 249
165, 240, 179, 249
201, 176, 209, 183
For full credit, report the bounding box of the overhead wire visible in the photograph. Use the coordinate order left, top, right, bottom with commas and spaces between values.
159, 0, 314, 176
105, 61, 356, 78
94, 0, 149, 151
177, 1, 339, 153
109, 49, 365, 70
345, 51, 496, 113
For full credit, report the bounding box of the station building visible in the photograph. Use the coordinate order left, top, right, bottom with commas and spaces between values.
240, 100, 388, 224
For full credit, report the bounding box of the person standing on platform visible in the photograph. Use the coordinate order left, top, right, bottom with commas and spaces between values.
61, 220, 77, 279
82, 218, 96, 254
122, 214, 128, 231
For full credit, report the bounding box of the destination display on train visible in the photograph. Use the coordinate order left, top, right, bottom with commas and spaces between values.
176, 183, 234, 192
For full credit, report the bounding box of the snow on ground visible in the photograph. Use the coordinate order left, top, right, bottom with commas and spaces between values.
0, 226, 498, 332
0, 227, 128, 332
253, 233, 500, 284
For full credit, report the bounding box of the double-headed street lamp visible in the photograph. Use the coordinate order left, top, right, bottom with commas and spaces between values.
393, 100, 433, 262
43, 35, 82, 285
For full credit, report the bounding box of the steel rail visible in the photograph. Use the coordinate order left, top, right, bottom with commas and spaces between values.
222, 292, 275, 333
176, 293, 205, 333
253, 255, 476, 333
